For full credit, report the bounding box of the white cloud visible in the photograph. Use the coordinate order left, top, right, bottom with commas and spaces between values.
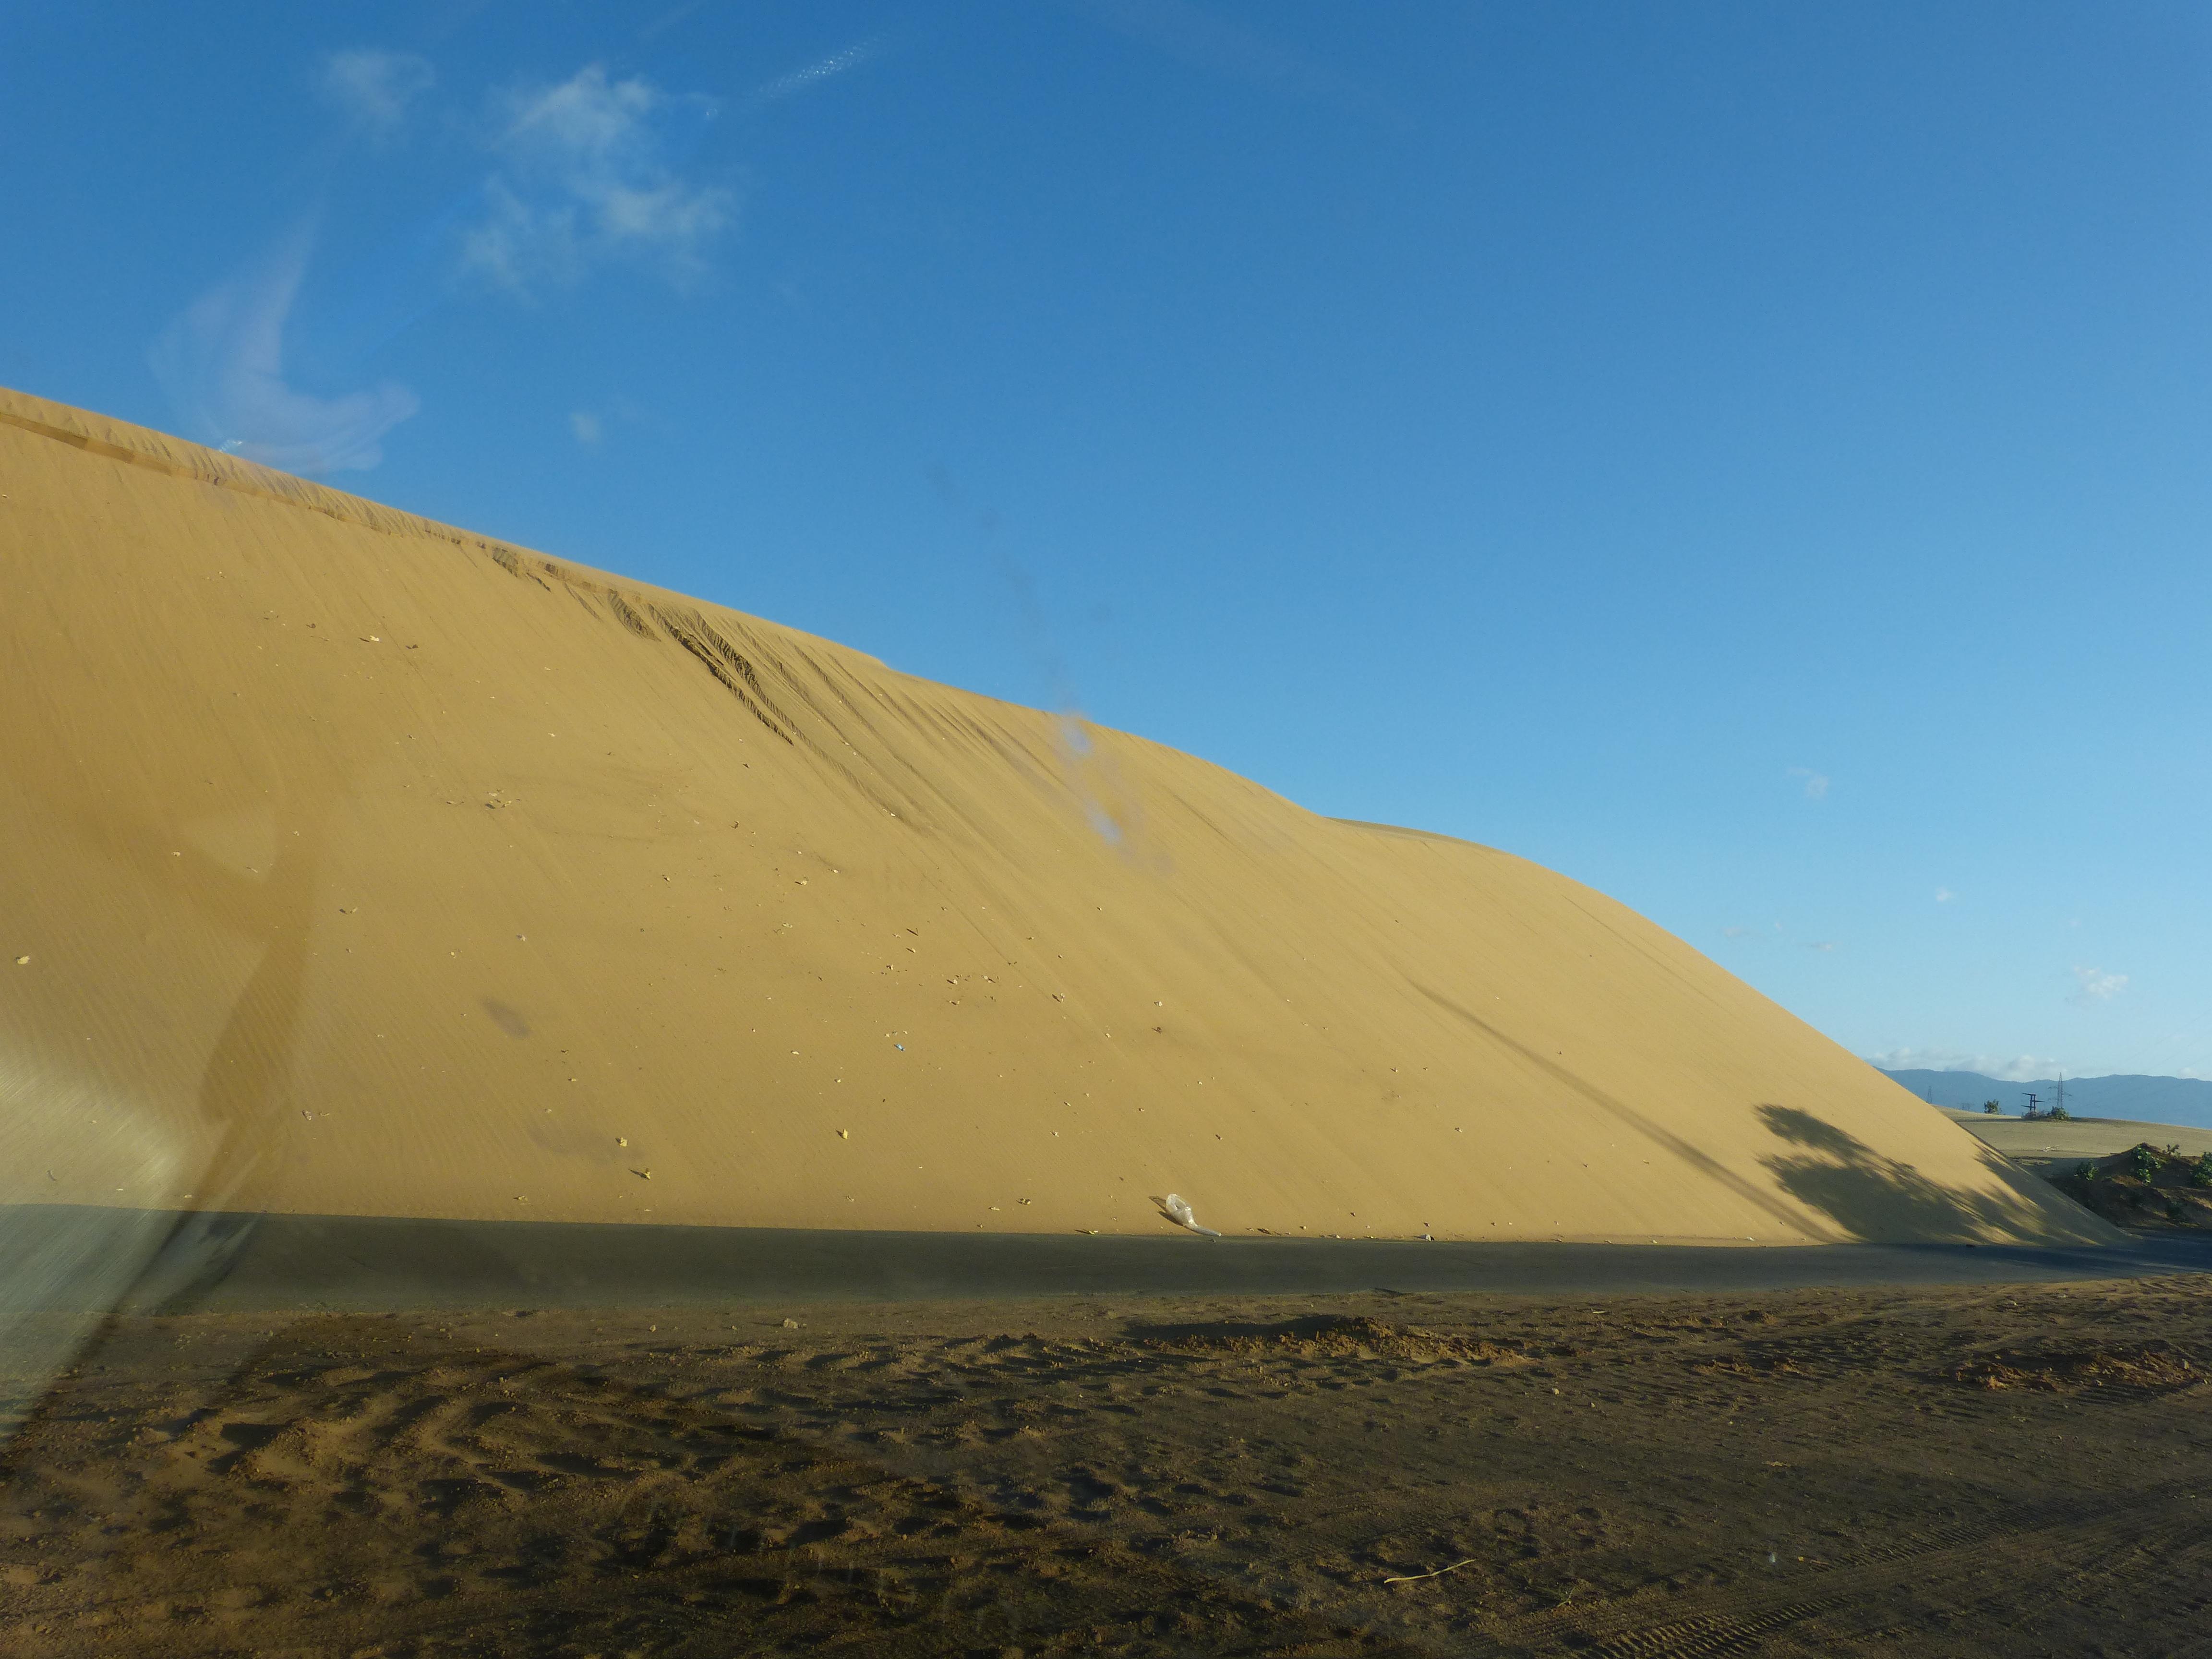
1935, 887, 1955, 903
149, 228, 419, 474
1721, 926, 1753, 938
2070, 964, 2128, 1004
318, 49, 435, 140
1786, 766, 1829, 800
1865, 1048, 2065, 1082
569, 410, 601, 445
462, 66, 733, 293
1803, 940, 1836, 952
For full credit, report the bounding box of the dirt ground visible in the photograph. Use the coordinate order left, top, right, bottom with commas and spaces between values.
4, 1277, 2211, 1658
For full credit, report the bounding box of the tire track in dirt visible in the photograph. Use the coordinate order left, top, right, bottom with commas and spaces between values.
72, 1445, 1438, 1659
1457, 1485, 2205, 1657
12, 1287, 2212, 1657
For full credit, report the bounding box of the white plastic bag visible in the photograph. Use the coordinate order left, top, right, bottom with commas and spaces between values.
1163, 1193, 1221, 1237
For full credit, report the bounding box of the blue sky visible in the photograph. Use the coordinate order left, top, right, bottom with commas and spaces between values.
6, 1, 2209, 1080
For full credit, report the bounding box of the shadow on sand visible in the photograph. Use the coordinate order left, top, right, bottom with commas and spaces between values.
1755, 1105, 2114, 1246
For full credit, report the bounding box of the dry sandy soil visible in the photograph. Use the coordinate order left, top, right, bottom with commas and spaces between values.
6, 1275, 2211, 1658
1946, 1110, 2212, 1168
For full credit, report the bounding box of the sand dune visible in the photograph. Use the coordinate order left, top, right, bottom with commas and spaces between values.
0, 386, 2107, 1247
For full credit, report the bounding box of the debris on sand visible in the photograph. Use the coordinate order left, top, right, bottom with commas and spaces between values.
1384, 1557, 1477, 1586
1162, 1194, 1221, 1238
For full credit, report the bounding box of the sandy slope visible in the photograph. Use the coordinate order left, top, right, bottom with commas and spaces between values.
0, 387, 2105, 1246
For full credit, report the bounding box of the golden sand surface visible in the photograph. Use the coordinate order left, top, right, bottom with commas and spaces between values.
0, 386, 2107, 1246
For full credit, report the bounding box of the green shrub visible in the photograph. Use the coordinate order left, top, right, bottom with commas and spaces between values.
1983, 1099, 2001, 1115
2132, 1145, 2163, 1183
2075, 1162, 2098, 1184
2050, 1105, 2071, 1121
2191, 1154, 2212, 1190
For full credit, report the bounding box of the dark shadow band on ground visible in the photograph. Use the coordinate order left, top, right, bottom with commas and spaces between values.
8, 1207, 2212, 1314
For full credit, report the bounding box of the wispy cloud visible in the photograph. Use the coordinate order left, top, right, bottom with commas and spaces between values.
744, 36, 890, 110
148, 227, 420, 474
1721, 926, 1754, 938
2071, 964, 2128, 1004
1866, 1047, 2064, 1082
640, 1, 711, 43
317, 48, 435, 141
461, 66, 734, 293
1070, 0, 1399, 124
1786, 766, 1830, 800
1803, 940, 1836, 952
1935, 887, 1955, 903
566, 396, 642, 447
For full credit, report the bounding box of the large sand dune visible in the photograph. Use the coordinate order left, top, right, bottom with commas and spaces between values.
0, 387, 2105, 1247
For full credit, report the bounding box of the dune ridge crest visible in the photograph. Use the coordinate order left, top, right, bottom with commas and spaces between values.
0, 386, 2107, 1247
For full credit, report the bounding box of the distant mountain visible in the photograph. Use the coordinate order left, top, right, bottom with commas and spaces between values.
1878, 1069, 2212, 1130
